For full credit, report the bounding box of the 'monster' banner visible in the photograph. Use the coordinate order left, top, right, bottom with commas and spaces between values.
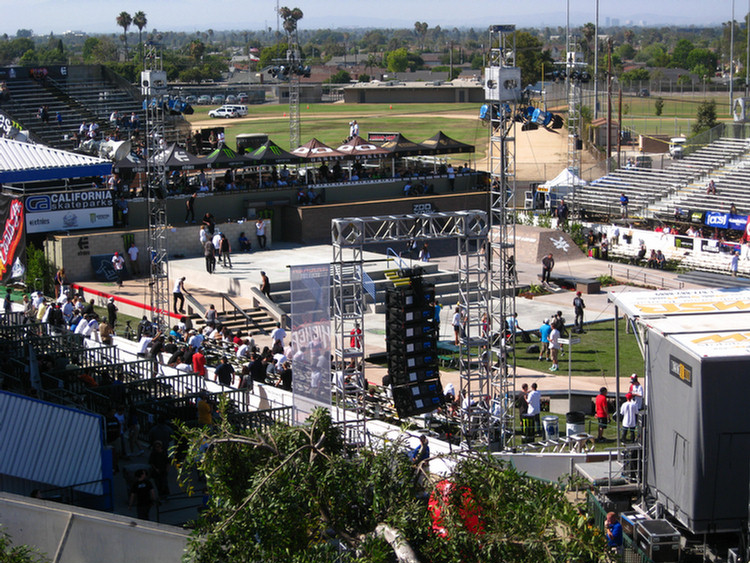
0, 195, 25, 284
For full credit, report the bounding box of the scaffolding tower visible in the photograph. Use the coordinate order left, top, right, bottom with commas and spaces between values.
565, 34, 586, 179
141, 44, 170, 332
331, 212, 490, 447
287, 33, 301, 150
484, 25, 520, 449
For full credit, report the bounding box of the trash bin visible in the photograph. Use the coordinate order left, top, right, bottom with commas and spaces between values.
566, 411, 586, 437
542, 416, 559, 441
520, 413, 535, 443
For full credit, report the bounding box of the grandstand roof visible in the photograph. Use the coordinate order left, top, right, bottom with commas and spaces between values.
0, 137, 112, 183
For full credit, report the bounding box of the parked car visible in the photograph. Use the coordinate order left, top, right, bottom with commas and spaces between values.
208, 107, 238, 118
197, 95, 211, 105
223, 104, 248, 117
238, 92, 249, 103
211, 94, 225, 104
225, 94, 238, 104
638, 88, 650, 97
185, 95, 197, 104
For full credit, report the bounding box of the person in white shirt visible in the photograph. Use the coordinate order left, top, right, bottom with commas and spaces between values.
127, 243, 140, 276
188, 330, 204, 350
236, 340, 250, 359
270, 322, 286, 348
620, 393, 639, 442
172, 277, 186, 314
628, 374, 644, 410
526, 382, 542, 436
548, 326, 560, 371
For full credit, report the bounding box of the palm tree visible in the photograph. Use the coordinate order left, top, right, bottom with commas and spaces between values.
133, 11, 147, 58
116, 11, 132, 57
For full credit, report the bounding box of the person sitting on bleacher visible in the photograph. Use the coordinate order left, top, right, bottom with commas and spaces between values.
655, 250, 666, 269
647, 249, 658, 269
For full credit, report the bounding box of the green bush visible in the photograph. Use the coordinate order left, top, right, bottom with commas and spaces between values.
25, 243, 53, 295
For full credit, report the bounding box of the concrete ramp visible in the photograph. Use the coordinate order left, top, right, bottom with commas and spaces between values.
513, 225, 585, 265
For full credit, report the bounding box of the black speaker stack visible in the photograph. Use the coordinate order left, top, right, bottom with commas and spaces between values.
386, 270, 443, 418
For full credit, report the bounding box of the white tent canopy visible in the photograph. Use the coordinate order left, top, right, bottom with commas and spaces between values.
538, 167, 587, 191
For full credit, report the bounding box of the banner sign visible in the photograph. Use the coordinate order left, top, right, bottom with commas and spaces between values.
290, 263, 331, 422
673, 236, 694, 250
704, 212, 728, 229
0, 195, 25, 284
25, 190, 114, 233
728, 214, 748, 231
0, 110, 23, 140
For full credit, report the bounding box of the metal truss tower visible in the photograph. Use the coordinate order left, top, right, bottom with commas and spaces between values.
565, 34, 586, 179
484, 25, 520, 449
141, 44, 170, 332
287, 35, 301, 150
332, 211, 490, 448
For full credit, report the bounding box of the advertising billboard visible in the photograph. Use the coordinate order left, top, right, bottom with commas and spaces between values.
25, 190, 114, 233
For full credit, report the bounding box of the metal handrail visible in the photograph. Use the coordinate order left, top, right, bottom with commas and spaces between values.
220, 292, 268, 334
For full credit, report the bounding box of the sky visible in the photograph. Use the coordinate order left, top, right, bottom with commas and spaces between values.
0, 0, 740, 37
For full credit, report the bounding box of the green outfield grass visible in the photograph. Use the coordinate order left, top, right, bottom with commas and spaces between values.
513, 318, 642, 379
186, 102, 487, 162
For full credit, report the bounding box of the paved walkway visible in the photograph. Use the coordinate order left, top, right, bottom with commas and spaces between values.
77, 235, 708, 398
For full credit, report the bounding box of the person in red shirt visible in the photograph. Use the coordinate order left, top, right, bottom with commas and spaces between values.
192, 347, 207, 378
595, 387, 609, 443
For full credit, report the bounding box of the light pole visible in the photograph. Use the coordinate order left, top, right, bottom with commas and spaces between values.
594, 0, 599, 119
731, 0, 735, 110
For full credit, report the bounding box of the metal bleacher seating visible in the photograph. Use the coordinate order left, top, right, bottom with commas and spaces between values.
571, 138, 750, 219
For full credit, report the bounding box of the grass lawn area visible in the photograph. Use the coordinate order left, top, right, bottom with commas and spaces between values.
186, 102, 487, 162
513, 318, 643, 379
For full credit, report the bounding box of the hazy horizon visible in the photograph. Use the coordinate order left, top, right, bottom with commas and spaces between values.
1, 0, 740, 37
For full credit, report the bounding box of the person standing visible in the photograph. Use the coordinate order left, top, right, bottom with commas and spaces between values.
219, 233, 232, 269
255, 218, 266, 249
111, 252, 125, 287
605, 512, 623, 550
572, 291, 586, 333
541, 253, 554, 284
548, 323, 560, 371
106, 296, 118, 328
129, 469, 157, 521
203, 239, 215, 274
214, 356, 235, 387
433, 300, 442, 339
447, 164, 455, 191
452, 306, 463, 345
202, 212, 215, 235
127, 242, 140, 276
173, 277, 186, 313
54, 268, 67, 299
260, 271, 272, 301
185, 193, 196, 223
730, 250, 739, 277
595, 387, 609, 442
620, 393, 638, 443
628, 374, 644, 410
538, 318, 551, 361
620, 193, 629, 218
192, 347, 207, 378
419, 243, 430, 262
526, 382, 541, 436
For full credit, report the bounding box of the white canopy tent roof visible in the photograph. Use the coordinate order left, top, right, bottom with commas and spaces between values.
0, 137, 111, 183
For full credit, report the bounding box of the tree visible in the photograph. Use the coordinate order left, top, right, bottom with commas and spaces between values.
693, 99, 719, 134
414, 21, 428, 51
326, 69, 351, 84
655, 97, 665, 116
0, 527, 48, 563
176, 408, 609, 563
672, 38, 694, 69
620, 68, 650, 82
188, 39, 205, 63
116, 11, 132, 57
279, 6, 303, 36
515, 31, 553, 87
686, 48, 718, 74
386, 47, 409, 73
133, 11, 147, 59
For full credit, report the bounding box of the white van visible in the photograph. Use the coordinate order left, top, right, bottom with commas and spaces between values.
223, 104, 248, 117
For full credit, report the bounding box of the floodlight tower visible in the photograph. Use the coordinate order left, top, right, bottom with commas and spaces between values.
482, 24, 521, 449
141, 43, 170, 333
565, 35, 587, 180
287, 39, 301, 150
